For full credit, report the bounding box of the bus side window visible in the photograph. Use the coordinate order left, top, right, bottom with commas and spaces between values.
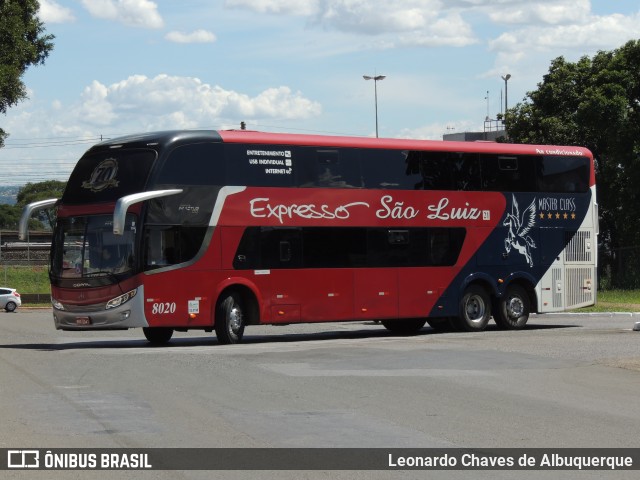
317, 150, 342, 187
537, 155, 589, 193
297, 149, 362, 188
415, 152, 453, 190
155, 143, 224, 186
260, 227, 302, 268
279, 241, 292, 263
144, 226, 206, 270
481, 155, 536, 192
453, 154, 481, 191
362, 149, 420, 189
429, 229, 451, 265
233, 227, 260, 269
145, 227, 182, 268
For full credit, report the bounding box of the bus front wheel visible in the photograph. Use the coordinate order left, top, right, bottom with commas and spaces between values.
495, 284, 530, 330
143, 327, 173, 345
215, 292, 245, 344
456, 285, 491, 332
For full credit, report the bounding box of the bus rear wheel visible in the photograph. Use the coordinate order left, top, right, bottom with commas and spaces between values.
215, 292, 245, 344
495, 284, 530, 330
381, 318, 427, 335
456, 285, 490, 332
143, 327, 173, 345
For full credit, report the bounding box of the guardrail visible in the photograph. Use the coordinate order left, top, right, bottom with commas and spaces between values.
21, 293, 51, 304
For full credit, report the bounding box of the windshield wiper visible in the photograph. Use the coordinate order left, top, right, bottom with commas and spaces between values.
83, 271, 120, 282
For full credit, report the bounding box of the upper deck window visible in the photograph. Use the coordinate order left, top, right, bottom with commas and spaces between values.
154, 142, 224, 187
296, 148, 363, 188
537, 155, 589, 193
480, 154, 537, 192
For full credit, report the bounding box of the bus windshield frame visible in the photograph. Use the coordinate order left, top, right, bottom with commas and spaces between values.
51, 214, 138, 285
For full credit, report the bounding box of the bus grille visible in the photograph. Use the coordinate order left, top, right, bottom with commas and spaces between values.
59, 302, 107, 313
566, 266, 595, 309
552, 267, 563, 309
565, 230, 592, 263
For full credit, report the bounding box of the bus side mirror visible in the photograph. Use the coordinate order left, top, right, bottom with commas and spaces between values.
113, 189, 183, 235
19, 198, 58, 240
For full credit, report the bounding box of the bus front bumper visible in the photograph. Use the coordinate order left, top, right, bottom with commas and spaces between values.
52, 286, 149, 330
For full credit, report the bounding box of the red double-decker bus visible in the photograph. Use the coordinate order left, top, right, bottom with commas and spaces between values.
20, 130, 597, 344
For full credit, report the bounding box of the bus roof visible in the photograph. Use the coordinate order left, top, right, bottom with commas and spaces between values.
218, 129, 593, 159
95, 129, 592, 160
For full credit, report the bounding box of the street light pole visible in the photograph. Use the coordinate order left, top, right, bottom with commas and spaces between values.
501, 73, 511, 122
363, 74, 386, 137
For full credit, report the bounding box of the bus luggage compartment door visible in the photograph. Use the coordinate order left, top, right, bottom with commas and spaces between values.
354, 269, 398, 320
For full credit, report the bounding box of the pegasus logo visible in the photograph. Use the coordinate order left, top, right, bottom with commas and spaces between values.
503, 195, 537, 267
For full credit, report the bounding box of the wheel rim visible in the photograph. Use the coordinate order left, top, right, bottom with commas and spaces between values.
465, 295, 486, 323
507, 296, 525, 318
228, 304, 243, 334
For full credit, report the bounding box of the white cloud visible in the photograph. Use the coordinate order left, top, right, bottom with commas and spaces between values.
314, 0, 439, 35
165, 30, 217, 44
396, 13, 476, 47
80, 0, 164, 29
77, 80, 117, 126
38, 0, 76, 23
489, 11, 640, 55
225, 0, 318, 16
70, 74, 321, 130
225, 0, 477, 48
0, 75, 322, 183
224, 0, 637, 53
488, 0, 591, 25
481, 4, 640, 91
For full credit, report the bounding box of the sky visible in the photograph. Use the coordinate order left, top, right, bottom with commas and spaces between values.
1, 0, 640, 185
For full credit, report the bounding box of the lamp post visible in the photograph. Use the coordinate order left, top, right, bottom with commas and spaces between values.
501, 73, 511, 120
363, 74, 386, 137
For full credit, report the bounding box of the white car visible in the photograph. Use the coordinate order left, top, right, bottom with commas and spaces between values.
0, 288, 21, 312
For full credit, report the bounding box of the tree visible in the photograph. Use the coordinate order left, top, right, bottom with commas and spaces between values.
0, 203, 21, 229
16, 179, 66, 229
0, 0, 55, 147
508, 40, 640, 288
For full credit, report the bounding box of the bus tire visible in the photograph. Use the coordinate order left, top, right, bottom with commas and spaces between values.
215, 291, 245, 344
495, 284, 530, 330
456, 285, 490, 332
381, 318, 427, 335
143, 327, 173, 344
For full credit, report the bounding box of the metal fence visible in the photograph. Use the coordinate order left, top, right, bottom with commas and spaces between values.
598, 245, 640, 290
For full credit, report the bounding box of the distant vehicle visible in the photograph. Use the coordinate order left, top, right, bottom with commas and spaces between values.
0, 288, 21, 312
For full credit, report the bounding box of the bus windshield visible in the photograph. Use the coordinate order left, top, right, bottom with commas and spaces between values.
51, 214, 137, 280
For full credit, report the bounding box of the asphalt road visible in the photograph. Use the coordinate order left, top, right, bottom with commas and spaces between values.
1, 309, 639, 480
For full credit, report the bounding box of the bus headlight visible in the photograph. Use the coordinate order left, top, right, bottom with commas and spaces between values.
52, 298, 65, 310
106, 289, 137, 310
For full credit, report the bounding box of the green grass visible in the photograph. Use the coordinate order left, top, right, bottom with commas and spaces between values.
2, 265, 639, 312
0, 265, 50, 293
580, 289, 640, 313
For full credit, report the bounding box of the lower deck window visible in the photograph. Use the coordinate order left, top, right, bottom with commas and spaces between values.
233, 227, 465, 270
144, 226, 207, 269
